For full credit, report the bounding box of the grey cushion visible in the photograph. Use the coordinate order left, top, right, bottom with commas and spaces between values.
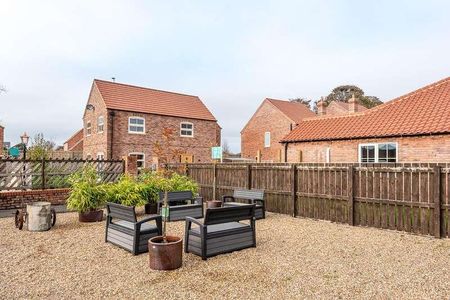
190, 222, 250, 235
114, 220, 157, 232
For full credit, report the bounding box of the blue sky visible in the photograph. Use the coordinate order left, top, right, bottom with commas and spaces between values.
0, 0, 449, 152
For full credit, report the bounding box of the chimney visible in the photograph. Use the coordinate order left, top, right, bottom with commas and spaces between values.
348, 93, 358, 113
317, 98, 326, 116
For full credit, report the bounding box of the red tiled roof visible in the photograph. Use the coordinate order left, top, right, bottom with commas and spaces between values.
64, 129, 83, 151
94, 79, 217, 121
267, 98, 316, 123
282, 77, 450, 142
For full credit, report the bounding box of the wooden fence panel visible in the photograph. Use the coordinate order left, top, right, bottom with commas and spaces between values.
183, 162, 449, 238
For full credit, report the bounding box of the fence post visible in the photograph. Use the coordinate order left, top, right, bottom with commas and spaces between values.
348, 165, 354, 226
291, 164, 297, 217
41, 158, 46, 190
433, 166, 442, 238
212, 163, 217, 200
246, 164, 252, 190
185, 163, 189, 176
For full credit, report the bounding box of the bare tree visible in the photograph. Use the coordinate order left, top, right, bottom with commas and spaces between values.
222, 140, 233, 156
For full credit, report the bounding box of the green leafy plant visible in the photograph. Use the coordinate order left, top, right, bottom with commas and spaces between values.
138, 171, 198, 203
103, 175, 147, 207
66, 166, 106, 213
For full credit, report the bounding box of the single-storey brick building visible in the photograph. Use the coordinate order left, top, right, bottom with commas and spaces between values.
241, 98, 315, 162
63, 129, 83, 152
281, 77, 450, 163
82, 79, 221, 167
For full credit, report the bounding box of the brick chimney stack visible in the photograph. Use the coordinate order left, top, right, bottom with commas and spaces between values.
317, 98, 326, 116
348, 93, 358, 113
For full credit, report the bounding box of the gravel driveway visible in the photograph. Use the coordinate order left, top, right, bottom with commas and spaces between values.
0, 211, 449, 299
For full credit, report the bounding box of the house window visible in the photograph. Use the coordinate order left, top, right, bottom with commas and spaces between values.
325, 147, 330, 163
359, 143, 397, 163
128, 117, 145, 134
97, 116, 104, 133
180, 122, 194, 137
86, 121, 92, 136
129, 153, 145, 169
264, 132, 271, 148
97, 152, 105, 160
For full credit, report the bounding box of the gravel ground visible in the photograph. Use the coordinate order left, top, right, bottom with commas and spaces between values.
1, 211, 449, 299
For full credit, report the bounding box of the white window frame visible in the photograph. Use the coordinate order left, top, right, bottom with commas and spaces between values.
97, 152, 105, 160
86, 121, 92, 136
358, 142, 398, 163
128, 117, 145, 134
97, 116, 104, 133
180, 122, 194, 137
129, 152, 145, 169
325, 147, 330, 163
264, 132, 271, 148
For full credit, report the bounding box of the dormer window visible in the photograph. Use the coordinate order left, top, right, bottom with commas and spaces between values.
97, 116, 104, 133
128, 117, 145, 134
180, 122, 194, 137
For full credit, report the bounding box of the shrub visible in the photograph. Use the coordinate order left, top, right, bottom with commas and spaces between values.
138, 171, 199, 203
103, 175, 147, 207
66, 166, 106, 213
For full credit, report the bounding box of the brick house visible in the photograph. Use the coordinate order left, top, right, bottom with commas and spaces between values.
82, 79, 221, 167
63, 129, 83, 152
281, 77, 450, 163
241, 98, 315, 162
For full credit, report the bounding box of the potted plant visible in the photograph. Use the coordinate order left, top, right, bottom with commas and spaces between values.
148, 127, 184, 270
67, 166, 105, 222
138, 171, 162, 215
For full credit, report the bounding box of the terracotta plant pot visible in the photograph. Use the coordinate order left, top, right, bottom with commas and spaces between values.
144, 203, 158, 215
207, 200, 222, 208
148, 236, 182, 271
78, 210, 103, 222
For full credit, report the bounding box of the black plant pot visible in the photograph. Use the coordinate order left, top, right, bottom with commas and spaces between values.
145, 203, 158, 214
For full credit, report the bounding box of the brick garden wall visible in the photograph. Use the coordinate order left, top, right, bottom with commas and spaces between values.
0, 188, 69, 210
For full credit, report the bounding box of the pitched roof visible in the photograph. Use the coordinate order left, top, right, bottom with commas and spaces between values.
64, 129, 83, 151
93, 79, 217, 121
282, 77, 450, 142
266, 98, 316, 123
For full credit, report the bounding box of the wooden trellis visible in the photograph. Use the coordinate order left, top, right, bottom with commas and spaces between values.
0, 159, 124, 190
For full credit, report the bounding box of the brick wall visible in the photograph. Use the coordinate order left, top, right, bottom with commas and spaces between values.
109, 111, 220, 164
0, 188, 69, 210
83, 83, 109, 159
286, 134, 450, 163
241, 101, 294, 162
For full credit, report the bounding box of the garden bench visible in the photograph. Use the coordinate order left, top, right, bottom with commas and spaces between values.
158, 191, 203, 221
184, 204, 256, 260
105, 203, 162, 255
222, 189, 265, 219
